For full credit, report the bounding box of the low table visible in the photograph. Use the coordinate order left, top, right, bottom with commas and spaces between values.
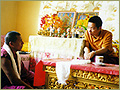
34, 58, 119, 89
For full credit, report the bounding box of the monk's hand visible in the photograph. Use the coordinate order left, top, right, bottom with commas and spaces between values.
84, 53, 90, 60
84, 51, 95, 60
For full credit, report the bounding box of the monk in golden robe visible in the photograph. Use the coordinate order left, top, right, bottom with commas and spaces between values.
84, 16, 119, 65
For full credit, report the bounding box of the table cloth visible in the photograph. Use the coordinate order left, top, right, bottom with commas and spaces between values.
33, 58, 119, 86
29, 35, 85, 61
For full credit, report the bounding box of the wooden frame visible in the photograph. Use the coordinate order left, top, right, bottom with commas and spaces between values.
57, 11, 76, 31
74, 12, 99, 27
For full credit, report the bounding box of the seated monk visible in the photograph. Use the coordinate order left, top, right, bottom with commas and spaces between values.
1, 31, 41, 89
84, 16, 119, 65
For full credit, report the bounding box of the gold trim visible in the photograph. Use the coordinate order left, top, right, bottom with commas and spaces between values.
44, 65, 119, 89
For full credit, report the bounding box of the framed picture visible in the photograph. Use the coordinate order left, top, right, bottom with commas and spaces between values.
74, 12, 99, 29
57, 11, 76, 33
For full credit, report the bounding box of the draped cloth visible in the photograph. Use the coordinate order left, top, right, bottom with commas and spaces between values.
56, 61, 71, 84
2, 43, 21, 79
56, 60, 91, 84
33, 61, 46, 86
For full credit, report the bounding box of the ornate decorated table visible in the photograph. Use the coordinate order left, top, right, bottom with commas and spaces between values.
34, 58, 119, 89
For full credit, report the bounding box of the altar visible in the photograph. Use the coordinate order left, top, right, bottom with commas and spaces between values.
29, 35, 85, 63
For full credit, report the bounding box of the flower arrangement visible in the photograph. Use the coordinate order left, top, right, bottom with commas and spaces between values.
40, 14, 63, 30
38, 14, 63, 36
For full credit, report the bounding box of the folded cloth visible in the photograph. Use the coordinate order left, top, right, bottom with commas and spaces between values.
2, 43, 21, 79
56, 61, 71, 84
71, 59, 91, 65
56, 60, 91, 84
33, 61, 45, 86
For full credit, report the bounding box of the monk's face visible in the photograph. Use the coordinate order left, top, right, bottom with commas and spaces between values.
12, 35, 24, 51
87, 22, 101, 36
